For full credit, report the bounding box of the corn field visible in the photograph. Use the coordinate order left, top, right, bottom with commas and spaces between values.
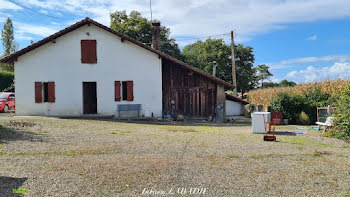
248, 79, 350, 105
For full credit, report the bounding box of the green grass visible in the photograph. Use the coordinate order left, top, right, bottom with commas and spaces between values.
314, 171, 325, 176
0, 144, 5, 152
227, 154, 240, 159
275, 125, 313, 131
249, 154, 278, 159
313, 152, 321, 157
249, 154, 262, 159
0, 148, 118, 157
281, 137, 340, 149
119, 130, 132, 136
313, 150, 332, 157
317, 143, 337, 148
281, 138, 312, 144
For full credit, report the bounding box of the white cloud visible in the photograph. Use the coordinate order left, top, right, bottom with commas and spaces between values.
280, 55, 350, 64
267, 55, 350, 70
11, 0, 350, 44
307, 35, 317, 40
0, 0, 22, 10
14, 22, 59, 37
39, 9, 49, 15
269, 77, 281, 83
285, 62, 350, 83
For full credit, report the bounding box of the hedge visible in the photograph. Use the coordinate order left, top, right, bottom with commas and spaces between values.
0, 70, 14, 91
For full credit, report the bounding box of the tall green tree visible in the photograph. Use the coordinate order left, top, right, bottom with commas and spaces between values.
235, 44, 257, 94
255, 64, 273, 88
1, 17, 18, 72
181, 39, 231, 80
260, 79, 297, 89
182, 39, 257, 94
110, 10, 183, 60
279, 79, 296, 87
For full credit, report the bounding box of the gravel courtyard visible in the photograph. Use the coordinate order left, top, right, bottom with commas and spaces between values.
1, 115, 350, 196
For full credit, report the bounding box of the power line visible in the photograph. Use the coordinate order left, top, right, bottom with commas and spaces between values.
176, 32, 231, 41
7, 0, 66, 20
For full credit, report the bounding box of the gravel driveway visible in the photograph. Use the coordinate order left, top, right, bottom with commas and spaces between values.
0, 115, 349, 196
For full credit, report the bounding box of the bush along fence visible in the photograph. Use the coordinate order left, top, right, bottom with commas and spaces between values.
247, 84, 350, 141
0, 70, 14, 92
328, 86, 350, 140
246, 88, 336, 125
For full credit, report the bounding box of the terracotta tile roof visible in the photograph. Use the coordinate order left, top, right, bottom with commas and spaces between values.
0, 17, 235, 89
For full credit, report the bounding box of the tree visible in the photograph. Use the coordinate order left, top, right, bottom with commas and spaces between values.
256, 64, 273, 88
110, 10, 183, 60
181, 39, 257, 95
259, 79, 297, 89
235, 44, 257, 94
1, 17, 18, 72
181, 39, 231, 80
263, 82, 280, 88
279, 79, 296, 87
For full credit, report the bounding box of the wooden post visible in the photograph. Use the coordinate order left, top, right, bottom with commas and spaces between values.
231, 31, 237, 96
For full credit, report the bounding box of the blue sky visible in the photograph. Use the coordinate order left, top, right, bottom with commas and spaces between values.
1, 0, 350, 83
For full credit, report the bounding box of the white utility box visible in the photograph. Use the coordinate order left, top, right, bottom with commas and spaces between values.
251, 112, 271, 133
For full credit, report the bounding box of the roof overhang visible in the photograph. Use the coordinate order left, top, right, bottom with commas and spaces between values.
226, 93, 249, 105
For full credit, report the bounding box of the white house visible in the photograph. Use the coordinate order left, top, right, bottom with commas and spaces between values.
1, 18, 239, 121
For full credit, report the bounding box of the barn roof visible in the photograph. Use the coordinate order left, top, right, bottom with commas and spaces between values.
226, 93, 249, 105
0, 17, 234, 89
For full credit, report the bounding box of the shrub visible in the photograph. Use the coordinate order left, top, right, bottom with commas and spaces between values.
329, 86, 350, 140
301, 88, 332, 123
299, 111, 310, 125
245, 104, 256, 113
269, 89, 333, 125
0, 70, 14, 91
269, 92, 306, 124
244, 104, 255, 117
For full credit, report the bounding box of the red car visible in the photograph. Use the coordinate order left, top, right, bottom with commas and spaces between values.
0, 92, 15, 112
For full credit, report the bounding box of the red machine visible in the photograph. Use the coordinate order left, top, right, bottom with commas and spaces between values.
263, 114, 277, 141
271, 112, 283, 125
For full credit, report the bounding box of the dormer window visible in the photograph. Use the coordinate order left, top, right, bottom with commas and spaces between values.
81, 40, 97, 63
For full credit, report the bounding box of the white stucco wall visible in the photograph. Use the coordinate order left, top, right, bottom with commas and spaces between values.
225, 100, 244, 116
14, 24, 162, 117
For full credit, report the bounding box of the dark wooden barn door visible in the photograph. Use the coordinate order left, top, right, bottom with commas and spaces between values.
83, 82, 97, 114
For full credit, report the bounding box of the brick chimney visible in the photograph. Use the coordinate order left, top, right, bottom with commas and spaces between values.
151, 22, 161, 50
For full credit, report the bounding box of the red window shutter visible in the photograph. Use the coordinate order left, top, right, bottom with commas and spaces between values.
126, 81, 134, 101
81, 40, 88, 63
81, 40, 97, 63
115, 81, 121, 101
35, 82, 42, 103
48, 82, 55, 103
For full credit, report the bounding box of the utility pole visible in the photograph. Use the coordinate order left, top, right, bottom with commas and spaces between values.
150, 0, 153, 21
231, 30, 237, 96
212, 61, 217, 77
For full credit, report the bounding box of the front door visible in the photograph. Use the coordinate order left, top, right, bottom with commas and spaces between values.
83, 82, 97, 114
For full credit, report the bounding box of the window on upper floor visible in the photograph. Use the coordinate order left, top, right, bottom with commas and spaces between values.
81, 40, 97, 64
